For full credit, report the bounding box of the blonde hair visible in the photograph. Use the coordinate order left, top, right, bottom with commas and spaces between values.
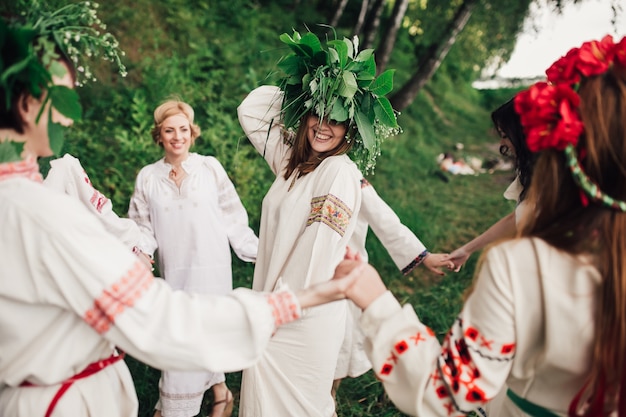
151, 98, 201, 146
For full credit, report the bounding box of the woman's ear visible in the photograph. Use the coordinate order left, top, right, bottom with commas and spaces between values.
17, 92, 43, 127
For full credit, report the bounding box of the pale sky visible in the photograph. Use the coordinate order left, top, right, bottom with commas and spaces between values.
496, 0, 625, 79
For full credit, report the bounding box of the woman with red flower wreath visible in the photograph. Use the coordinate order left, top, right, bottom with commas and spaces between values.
334, 34, 626, 417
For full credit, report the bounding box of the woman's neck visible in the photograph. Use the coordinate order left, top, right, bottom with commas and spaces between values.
164, 153, 189, 168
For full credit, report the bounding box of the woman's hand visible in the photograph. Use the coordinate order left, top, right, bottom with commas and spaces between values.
295, 263, 365, 309
422, 252, 456, 275
446, 247, 471, 272
333, 260, 387, 310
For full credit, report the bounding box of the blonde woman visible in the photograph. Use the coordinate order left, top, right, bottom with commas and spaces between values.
129, 100, 259, 417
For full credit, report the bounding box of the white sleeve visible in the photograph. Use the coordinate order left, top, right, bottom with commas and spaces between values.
360, 245, 516, 416
44, 154, 142, 250
360, 180, 427, 274
237, 85, 291, 175
127, 168, 158, 255
206, 157, 259, 262
37, 203, 290, 373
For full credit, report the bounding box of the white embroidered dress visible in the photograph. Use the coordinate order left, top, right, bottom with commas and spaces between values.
0, 158, 299, 417
128, 153, 258, 416
359, 237, 598, 416
237, 85, 363, 417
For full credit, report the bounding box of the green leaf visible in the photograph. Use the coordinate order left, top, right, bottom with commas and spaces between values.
0, 141, 24, 163
48, 85, 82, 121
356, 55, 376, 80
355, 48, 374, 62
277, 55, 304, 77
48, 121, 65, 156
374, 96, 398, 128
327, 40, 348, 68
369, 69, 395, 96
329, 99, 349, 122
354, 110, 376, 151
338, 71, 357, 99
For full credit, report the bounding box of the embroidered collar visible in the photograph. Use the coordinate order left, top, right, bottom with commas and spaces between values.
0, 157, 43, 183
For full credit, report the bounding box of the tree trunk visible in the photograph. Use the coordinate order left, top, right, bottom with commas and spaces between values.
352, 0, 370, 37
361, 0, 385, 49
390, 0, 477, 111
374, 0, 409, 74
330, 0, 350, 27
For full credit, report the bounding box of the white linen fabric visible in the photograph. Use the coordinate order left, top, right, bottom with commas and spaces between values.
128, 152, 258, 416
359, 237, 598, 416
0, 167, 290, 417
44, 153, 142, 250
336, 178, 429, 379
237, 85, 362, 417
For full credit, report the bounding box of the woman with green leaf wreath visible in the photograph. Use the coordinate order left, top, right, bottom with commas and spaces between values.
0, 4, 366, 417
236, 29, 403, 416
334, 35, 626, 417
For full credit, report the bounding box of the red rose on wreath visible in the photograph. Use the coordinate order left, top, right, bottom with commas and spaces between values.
546, 48, 581, 85
615, 36, 626, 68
515, 82, 584, 152
577, 35, 615, 77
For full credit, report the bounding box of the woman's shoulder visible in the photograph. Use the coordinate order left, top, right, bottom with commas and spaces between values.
136, 159, 165, 177
320, 154, 360, 175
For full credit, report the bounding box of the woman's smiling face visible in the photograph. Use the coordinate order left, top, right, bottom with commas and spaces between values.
160, 113, 192, 159
306, 115, 347, 156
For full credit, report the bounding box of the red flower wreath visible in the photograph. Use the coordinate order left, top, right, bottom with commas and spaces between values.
514, 82, 583, 152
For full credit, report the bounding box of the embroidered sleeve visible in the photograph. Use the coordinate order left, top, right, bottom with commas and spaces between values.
360, 245, 517, 416
307, 193, 353, 237
84, 261, 154, 334
265, 290, 302, 328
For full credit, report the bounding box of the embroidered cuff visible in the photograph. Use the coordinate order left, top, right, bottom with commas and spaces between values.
401, 249, 430, 275
266, 290, 301, 328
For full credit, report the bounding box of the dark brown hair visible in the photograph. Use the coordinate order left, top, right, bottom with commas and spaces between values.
283, 114, 355, 180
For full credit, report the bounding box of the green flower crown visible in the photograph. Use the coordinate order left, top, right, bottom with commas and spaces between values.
0, 0, 126, 162
277, 29, 401, 173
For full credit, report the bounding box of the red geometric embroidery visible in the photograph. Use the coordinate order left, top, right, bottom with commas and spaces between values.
436, 385, 449, 398
426, 326, 435, 337
84, 261, 153, 334
464, 327, 479, 341
479, 336, 493, 350
380, 364, 393, 375
386, 351, 399, 364
394, 340, 409, 354
90, 189, 108, 213
411, 331, 426, 345
501, 343, 516, 354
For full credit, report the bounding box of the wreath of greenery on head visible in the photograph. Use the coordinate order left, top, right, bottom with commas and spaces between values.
277, 28, 401, 173
0, 0, 126, 163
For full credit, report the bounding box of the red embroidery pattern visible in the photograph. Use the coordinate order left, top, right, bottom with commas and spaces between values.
378, 328, 434, 376
360, 178, 371, 188
432, 320, 515, 414
0, 156, 43, 183
84, 261, 153, 334
307, 194, 353, 237
90, 189, 108, 213
266, 291, 301, 328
